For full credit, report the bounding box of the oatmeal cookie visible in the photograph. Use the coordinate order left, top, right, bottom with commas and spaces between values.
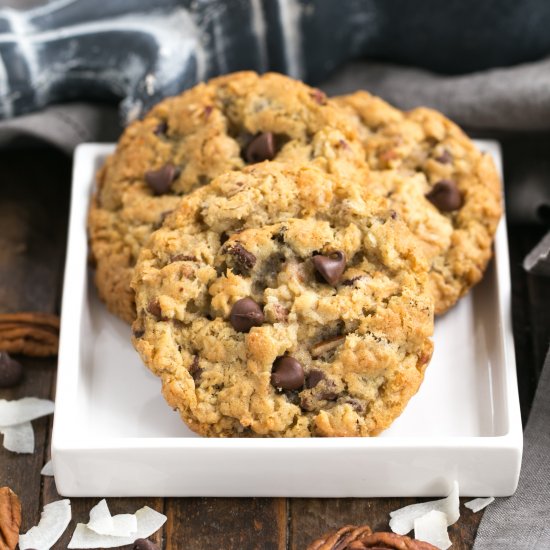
335, 91, 502, 313
88, 71, 368, 323
131, 163, 433, 437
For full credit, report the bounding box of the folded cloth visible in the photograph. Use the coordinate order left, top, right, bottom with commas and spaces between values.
0, 102, 119, 154
322, 57, 550, 131
473, 345, 550, 549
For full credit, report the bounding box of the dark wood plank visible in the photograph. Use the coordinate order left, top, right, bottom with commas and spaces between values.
289, 497, 482, 549
0, 149, 70, 531
164, 497, 287, 550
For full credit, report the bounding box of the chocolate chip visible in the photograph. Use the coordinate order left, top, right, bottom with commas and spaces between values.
306, 369, 325, 389
147, 299, 162, 319
390, 209, 398, 219
229, 298, 265, 332
245, 132, 276, 163
133, 539, 160, 550
425, 180, 463, 212
189, 355, 203, 382
226, 243, 256, 274
203, 105, 213, 119
312, 251, 346, 285
145, 163, 180, 195
153, 121, 168, 136
220, 232, 229, 245
271, 356, 304, 391
132, 328, 145, 339
436, 149, 453, 164
0, 351, 23, 388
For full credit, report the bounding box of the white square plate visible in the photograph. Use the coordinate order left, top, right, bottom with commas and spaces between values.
52, 141, 522, 497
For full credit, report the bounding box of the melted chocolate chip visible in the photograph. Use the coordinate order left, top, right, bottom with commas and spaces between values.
133, 539, 160, 550
132, 328, 145, 339
320, 389, 338, 401
0, 351, 23, 388
341, 276, 364, 287
226, 243, 256, 274
153, 121, 168, 136
346, 399, 366, 413
435, 149, 453, 164
306, 369, 325, 389
425, 180, 463, 212
152, 209, 174, 230
144, 163, 180, 195
189, 355, 203, 382
147, 299, 162, 319
312, 251, 346, 285
284, 390, 301, 406
229, 297, 265, 332
271, 356, 304, 391
244, 132, 276, 163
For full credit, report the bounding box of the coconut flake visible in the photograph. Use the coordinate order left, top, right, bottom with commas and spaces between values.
87, 499, 137, 537
0, 397, 55, 426
389, 481, 460, 535
0, 421, 34, 453
87, 499, 114, 535
68, 506, 166, 548
464, 497, 495, 513
41, 460, 54, 476
19, 499, 72, 550
414, 510, 452, 550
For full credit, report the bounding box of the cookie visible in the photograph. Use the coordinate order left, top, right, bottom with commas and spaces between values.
335, 91, 502, 313
88, 71, 368, 323
131, 163, 433, 437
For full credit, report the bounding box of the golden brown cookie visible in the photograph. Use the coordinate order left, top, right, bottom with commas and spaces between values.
89, 71, 368, 323
335, 91, 502, 313
131, 163, 433, 437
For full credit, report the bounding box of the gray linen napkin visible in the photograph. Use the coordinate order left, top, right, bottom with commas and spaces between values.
473, 346, 550, 549
322, 57, 550, 131
0, 102, 118, 154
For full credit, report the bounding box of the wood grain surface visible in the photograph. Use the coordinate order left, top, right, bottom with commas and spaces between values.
0, 145, 545, 550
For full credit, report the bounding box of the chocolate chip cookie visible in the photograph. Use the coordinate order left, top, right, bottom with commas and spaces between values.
88, 71, 368, 323
335, 91, 502, 314
131, 163, 433, 437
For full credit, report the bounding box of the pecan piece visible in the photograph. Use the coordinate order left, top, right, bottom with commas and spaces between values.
310, 335, 345, 358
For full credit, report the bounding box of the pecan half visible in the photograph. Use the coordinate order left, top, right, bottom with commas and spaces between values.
307, 525, 438, 550
0, 487, 21, 550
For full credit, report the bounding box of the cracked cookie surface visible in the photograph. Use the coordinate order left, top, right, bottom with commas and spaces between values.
335, 91, 502, 314
131, 163, 433, 437
88, 71, 368, 323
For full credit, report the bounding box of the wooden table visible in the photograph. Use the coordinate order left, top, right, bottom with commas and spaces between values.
0, 142, 546, 550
